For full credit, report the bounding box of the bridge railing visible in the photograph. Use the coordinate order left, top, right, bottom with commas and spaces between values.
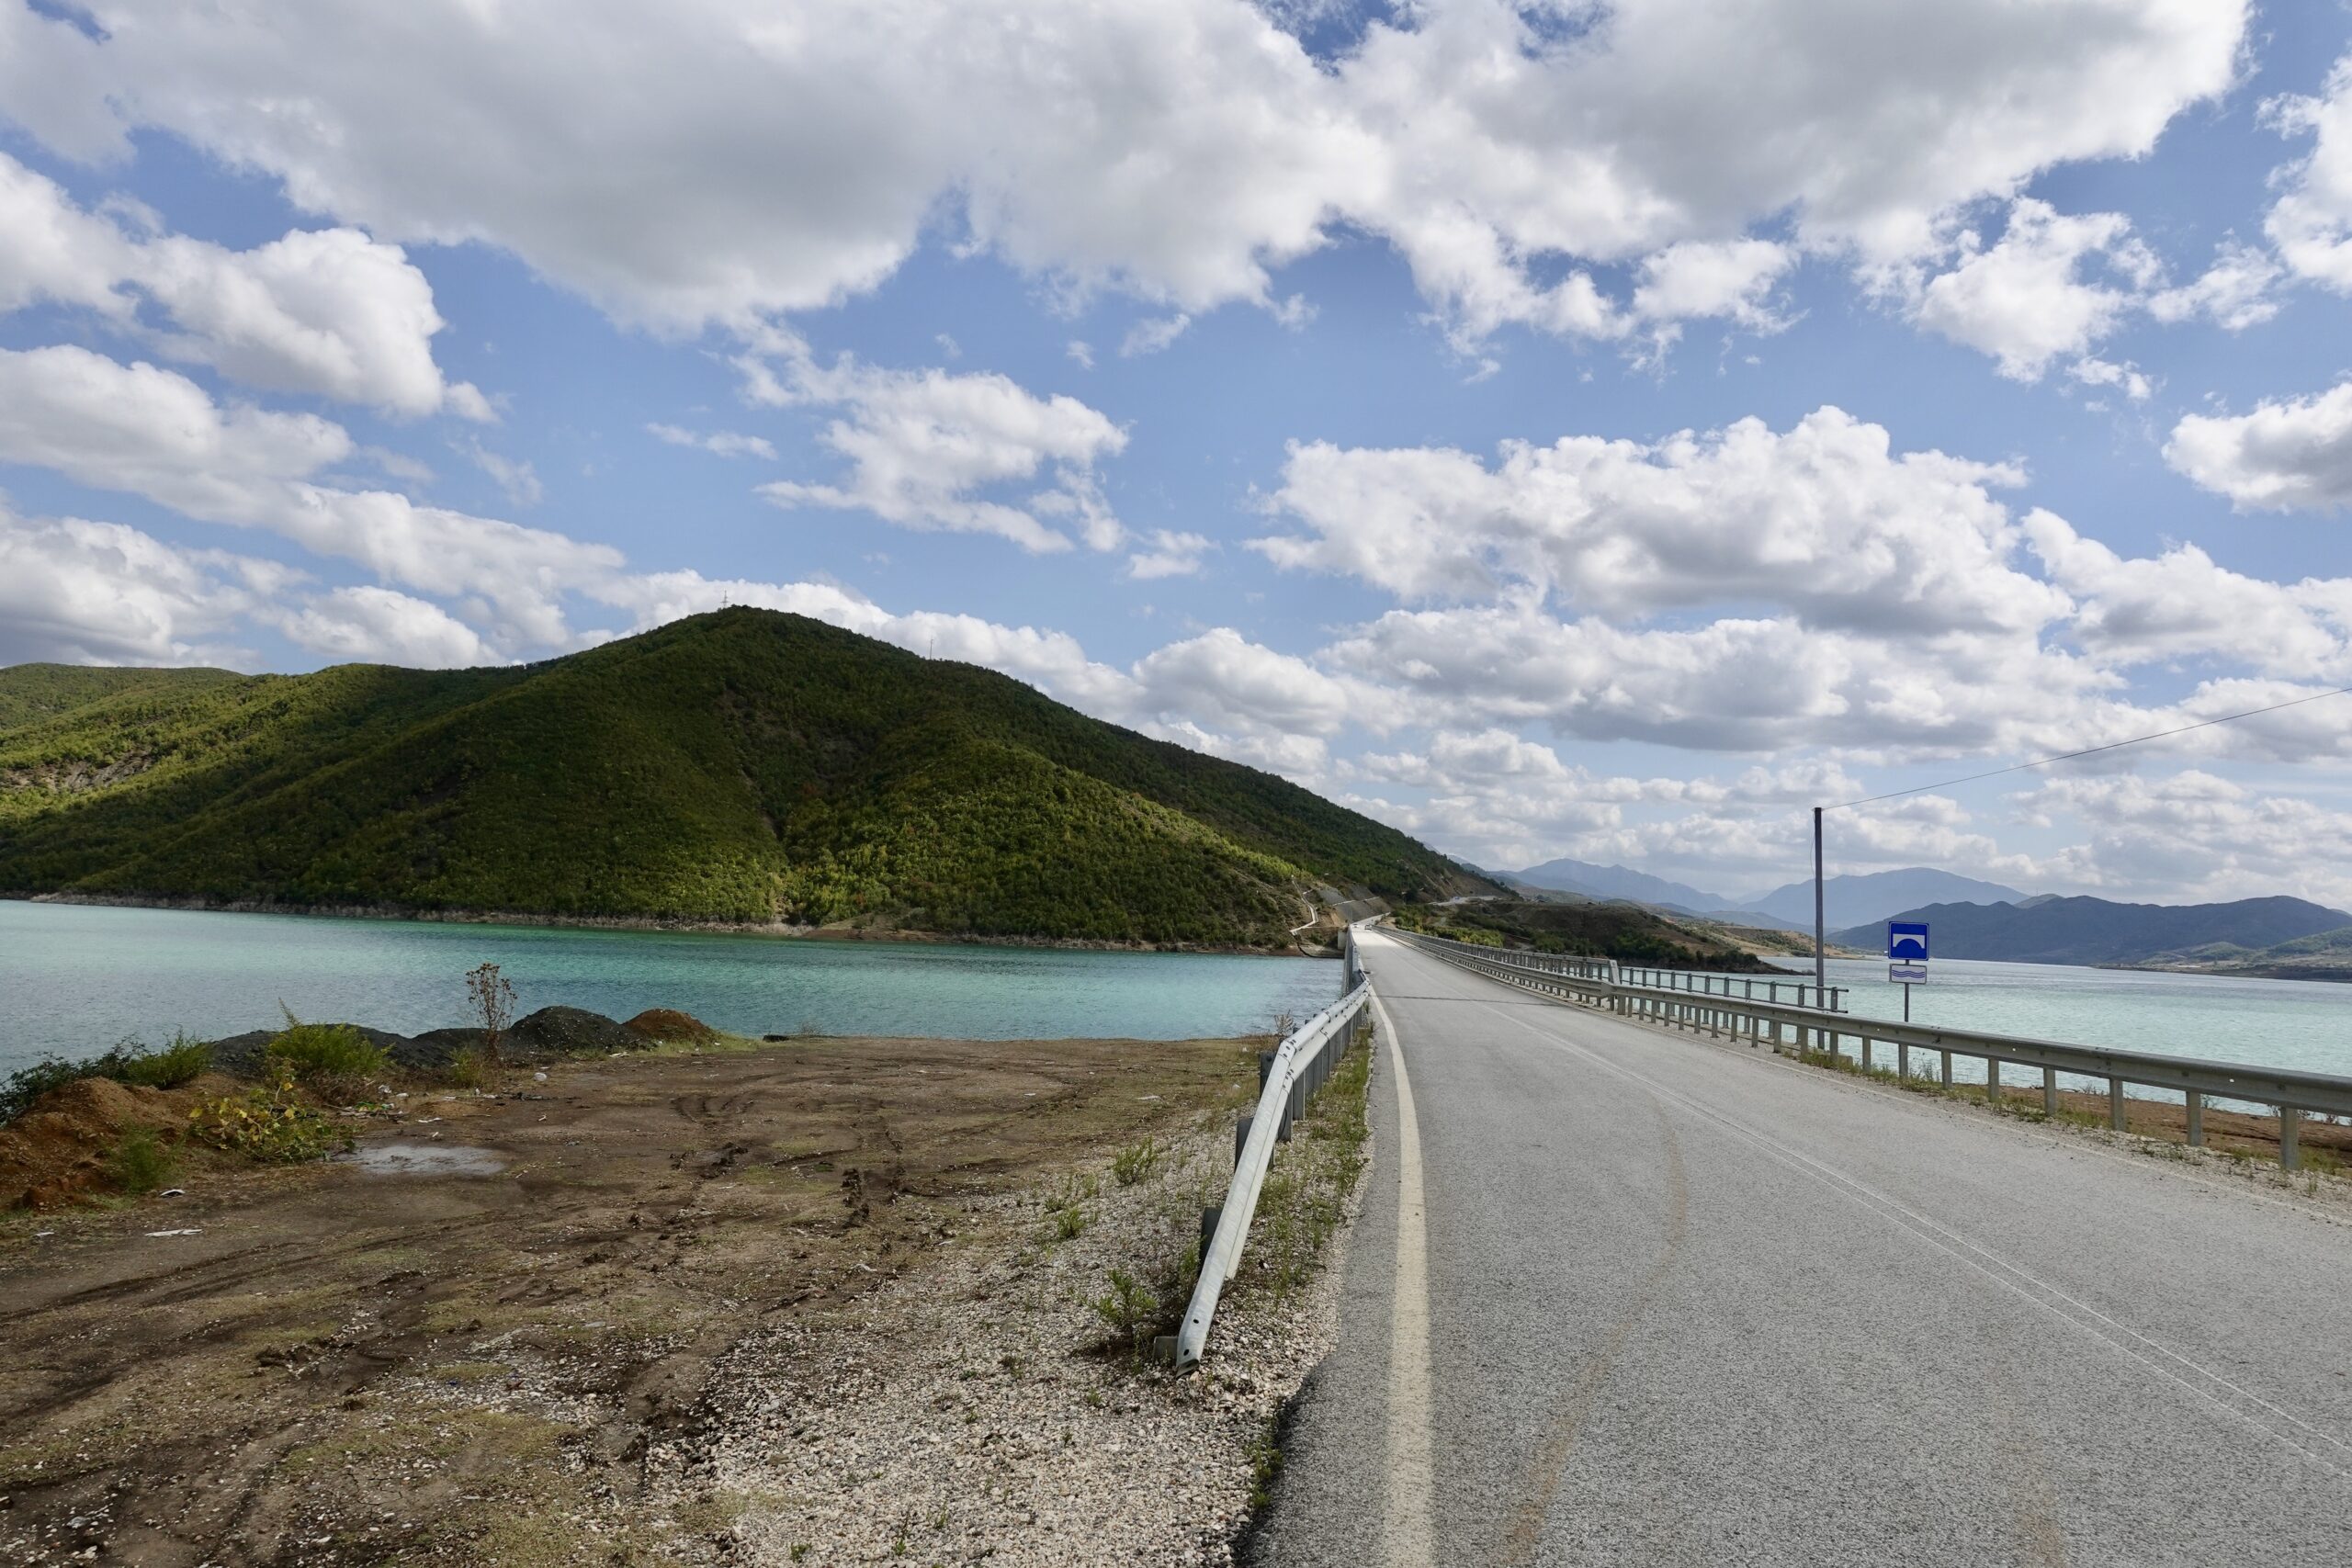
1169, 925, 1374, 1370
1400, 930, 1847, 1012
1386, 927, 2352, 1170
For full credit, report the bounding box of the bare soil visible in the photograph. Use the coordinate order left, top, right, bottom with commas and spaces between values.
0, 1033, 1262, 1565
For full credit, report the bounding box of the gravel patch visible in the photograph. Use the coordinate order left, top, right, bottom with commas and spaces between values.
647, 1113, 1368, 1566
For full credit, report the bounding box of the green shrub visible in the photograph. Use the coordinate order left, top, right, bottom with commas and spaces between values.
107, 1127, 176, 1194
117, 1032, 212, 1089
444, 1044, 496, 1089
189, 1065, 352, 1164
264, 1011, 389, 1100
1090, 1267, 1159, 1356
1111, 1135, 1165, 1188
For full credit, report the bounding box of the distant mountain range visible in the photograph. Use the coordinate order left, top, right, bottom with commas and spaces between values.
1745, 869, 2029, 931
1831, 895, 2352, 967
1510, 859, 2022, 932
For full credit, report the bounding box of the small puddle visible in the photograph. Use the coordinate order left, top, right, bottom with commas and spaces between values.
349, 1142, 506, 1178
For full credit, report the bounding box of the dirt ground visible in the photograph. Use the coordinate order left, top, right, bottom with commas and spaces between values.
0, 1033, 1262, 1565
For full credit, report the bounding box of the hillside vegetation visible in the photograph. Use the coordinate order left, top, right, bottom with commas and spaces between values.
0, 610, 1489, 945
1396, 898, 1772, 970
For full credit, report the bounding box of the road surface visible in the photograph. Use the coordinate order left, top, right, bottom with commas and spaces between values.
1251, 931, 2352, 1566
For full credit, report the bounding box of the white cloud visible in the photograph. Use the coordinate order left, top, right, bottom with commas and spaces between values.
1630, 239, 1795, 331
0, 151, 485, 418
1120, 313, 1192, 357
0, 503, 283, 666
1910, 199, 2147, 381
1066, 341, 1095, 369
0, 344, 615, 646
466, 443, 543, 508
647, 423, 777, 460
2264, 55, 2352, 293
2025, 769, 2352, 908
1126, 529, 1215, 580
2165, 382, 2352, 512
750, 348, 1127, 553
269, 585, 495, 668
2146, 240, 2283, 330
3, 0, 2247, 345
1257, 405, 2067, 637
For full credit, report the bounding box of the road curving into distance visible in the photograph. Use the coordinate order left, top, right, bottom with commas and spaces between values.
1250, 929, 2352, 1567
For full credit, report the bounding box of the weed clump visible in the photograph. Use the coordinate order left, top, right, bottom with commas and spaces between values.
264, 1011, 388, 1103
1091, 1267, 1159, 1357
189, 1065, 352, 1164
1111, 1135, 1165, 1188
107, 1126, 177, 1194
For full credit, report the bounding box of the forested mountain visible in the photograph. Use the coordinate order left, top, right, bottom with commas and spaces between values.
0, 610, 1491, 945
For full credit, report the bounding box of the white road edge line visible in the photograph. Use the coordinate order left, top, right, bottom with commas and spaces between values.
1369, 972, 1437, 1567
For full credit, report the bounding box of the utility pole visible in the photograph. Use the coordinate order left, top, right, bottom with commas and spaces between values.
1813, 805, 1826, 998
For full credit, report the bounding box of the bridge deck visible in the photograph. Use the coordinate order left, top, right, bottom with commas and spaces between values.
1252, 931, 2352, 1566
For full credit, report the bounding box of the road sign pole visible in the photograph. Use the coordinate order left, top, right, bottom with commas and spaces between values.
1903, 981, 1910, 1023
1813, 806, 1825, 997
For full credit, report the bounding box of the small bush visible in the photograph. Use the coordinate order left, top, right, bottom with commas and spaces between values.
444, 1044, 496, 1089
118, 1032, 212, 1089
1111, 1135, 1165, 1188
107, 1127, 176, 1194
265, 1012, 389, 1102
0, 1056, 96, 1125
1053, 1204, 1087, 1241
1090, 1267, 1159, 1356
190, 1065, 352, 1164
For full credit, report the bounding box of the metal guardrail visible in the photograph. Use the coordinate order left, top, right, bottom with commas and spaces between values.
1430, 941, 1847, 1011
1169, 929, 1374, 1369
1393, 927, 2352, 1170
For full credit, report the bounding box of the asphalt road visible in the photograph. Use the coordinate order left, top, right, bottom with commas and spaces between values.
1250, 931, 2352, 1567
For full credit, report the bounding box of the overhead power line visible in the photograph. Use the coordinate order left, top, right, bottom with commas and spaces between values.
1829, 682, 2352, 812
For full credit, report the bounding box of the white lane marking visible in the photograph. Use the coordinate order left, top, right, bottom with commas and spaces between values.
1461, 988, 2352, 1486
1370, 974, 1438, 1567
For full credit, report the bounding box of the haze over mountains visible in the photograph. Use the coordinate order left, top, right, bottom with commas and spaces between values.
1510, 858, 2026, 931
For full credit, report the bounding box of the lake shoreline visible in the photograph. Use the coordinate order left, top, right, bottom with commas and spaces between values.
7, 889, 1337, 959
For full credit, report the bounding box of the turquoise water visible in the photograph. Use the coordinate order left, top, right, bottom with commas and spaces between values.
0, 900, 1345, 1074
1764, 954, 2352, 1085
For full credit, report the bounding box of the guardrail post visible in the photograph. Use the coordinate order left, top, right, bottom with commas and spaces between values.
1985, 1057, 2001, 1106
1940, 1050, 1953, 1087
1860, 1036, 1873, 1072
2042, 1067, 2058, 1117
1199, 1204, 1221, 1268
1234, 1114, 1252, 1167
1259, 1052, 1275, 1091
2279, 1106, 2301, 1171
2108, 1078, 2127, 1131
1897, 1040, 1909, 1078
2185, 1091, 2203, 1146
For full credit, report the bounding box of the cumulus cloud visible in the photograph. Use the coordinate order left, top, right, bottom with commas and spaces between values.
0, 0, 2247, 345
2264, 54, 2352, 292
2146, 240, 2283, 331
0, 152, 486, 418
1258, 405, 2067, 637
0, 344, 616, 646
266, 585, 495, 668
750, 348, 1127, 553
2165, 382, 2352, 512
0, 503, 283, 666
1909, 199, 2151, 381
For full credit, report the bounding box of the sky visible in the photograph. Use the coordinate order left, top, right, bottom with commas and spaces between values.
12, 2, 2352, 908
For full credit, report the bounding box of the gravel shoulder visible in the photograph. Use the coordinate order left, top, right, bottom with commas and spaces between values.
0, 1030, 1371, 1566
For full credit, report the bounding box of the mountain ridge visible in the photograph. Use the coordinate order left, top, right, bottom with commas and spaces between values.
1830, 894, 2351, 966
0, 610, 1495, 946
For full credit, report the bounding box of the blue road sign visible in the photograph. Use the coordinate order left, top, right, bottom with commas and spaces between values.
1889, 962, 1928, 983
1887, 921, 1929, 962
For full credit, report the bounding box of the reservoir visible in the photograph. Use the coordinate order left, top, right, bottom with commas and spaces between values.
0, 899, 1346, 1076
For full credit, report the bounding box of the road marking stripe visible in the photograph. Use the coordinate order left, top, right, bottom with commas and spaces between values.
1368, 977, 1437, 1568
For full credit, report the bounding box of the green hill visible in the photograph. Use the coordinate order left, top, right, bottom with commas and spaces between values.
0, 610, 1494, 945
0, 664, 243, 733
